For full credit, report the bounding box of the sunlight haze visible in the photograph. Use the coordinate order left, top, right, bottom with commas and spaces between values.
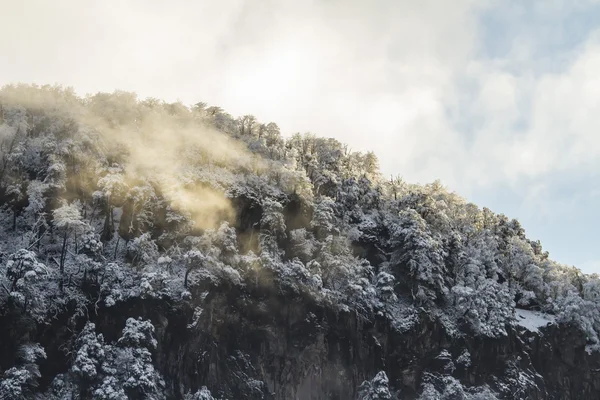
1, 0, 599, 272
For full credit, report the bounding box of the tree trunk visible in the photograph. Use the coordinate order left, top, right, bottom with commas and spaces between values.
37, 219, 46, 252
184, 267, 192, 288
59, 228, 69, 291
114, 235, 120, 260
102, 203, 113, 241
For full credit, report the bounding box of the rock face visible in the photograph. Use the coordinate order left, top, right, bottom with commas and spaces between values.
32, 287, 593, 400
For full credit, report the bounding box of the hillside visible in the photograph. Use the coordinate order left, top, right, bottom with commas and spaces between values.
0, 84, 599, 399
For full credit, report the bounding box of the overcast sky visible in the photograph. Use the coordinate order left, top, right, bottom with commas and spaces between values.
1, 0, 599, 273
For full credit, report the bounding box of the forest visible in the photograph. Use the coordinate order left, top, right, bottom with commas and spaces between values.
0, 84, 599, 399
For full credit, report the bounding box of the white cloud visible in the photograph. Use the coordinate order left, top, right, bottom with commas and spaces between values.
478, 71, 519, 117
581, 260, 600, 275
2, 0, 600, 271
0, 0, 487, 190
473, 30, 600, 185
1, 0, 599, 215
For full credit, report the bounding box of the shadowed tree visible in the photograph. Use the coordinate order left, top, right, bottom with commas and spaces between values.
53, 202, 88, 290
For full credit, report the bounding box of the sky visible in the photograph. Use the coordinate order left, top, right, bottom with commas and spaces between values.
1, 0, 599, 273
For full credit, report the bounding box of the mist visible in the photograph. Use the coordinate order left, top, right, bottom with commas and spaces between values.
0, 84, 264, 231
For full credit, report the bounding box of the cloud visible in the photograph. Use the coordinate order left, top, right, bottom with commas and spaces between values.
0, 0, 488, 189
1, 0, 600, 267
581, 260, 600, 275
2, 1, 599, 191
0, 85, 261, 231
462, 27, 600, 188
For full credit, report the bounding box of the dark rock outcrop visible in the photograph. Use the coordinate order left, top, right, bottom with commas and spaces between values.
34, 286, 596, 399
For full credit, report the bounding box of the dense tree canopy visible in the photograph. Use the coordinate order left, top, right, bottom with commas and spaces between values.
0, 84, 598, 399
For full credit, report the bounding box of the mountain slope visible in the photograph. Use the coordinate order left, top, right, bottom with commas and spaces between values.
0, 84, 599, 399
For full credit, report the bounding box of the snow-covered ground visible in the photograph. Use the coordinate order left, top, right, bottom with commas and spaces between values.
515, 309, 556, 333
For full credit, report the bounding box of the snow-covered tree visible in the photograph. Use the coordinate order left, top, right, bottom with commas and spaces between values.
63, 318, 165, 399
288, 228, 316, 263
0, 343, 46, 400
2, 249, 55, 319
261, 198, 286, 239
72, 322, 106, 383
53, 201, 89, 287
553, 290, 600, 352
452, 278, 514, 337
183, 249, 206, 288
184, 386, 216, 400
96, 164, 128, 241
418, 373, 498, 400
127, 232, 159, 267
358, 371, 392, 400
311, 196, 338, 238
375, 271, 398, 304
389, 209, 448, 303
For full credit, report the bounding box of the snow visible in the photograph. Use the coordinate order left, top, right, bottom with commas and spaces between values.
515, 309, 555, 332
